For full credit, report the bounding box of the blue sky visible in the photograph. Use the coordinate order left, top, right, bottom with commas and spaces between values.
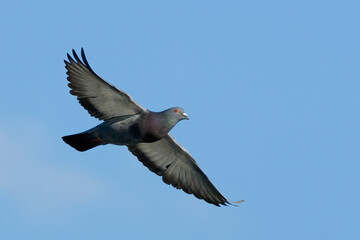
1, 0, 359, 239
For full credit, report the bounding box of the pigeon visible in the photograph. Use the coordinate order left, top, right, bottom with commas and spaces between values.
62, 49, 239, 206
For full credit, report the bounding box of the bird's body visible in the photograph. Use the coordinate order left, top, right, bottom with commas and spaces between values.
63, 108, 187, 150
62, 49, 238, 206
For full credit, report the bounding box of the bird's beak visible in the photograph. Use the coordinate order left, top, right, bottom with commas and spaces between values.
182, 112, 189, 120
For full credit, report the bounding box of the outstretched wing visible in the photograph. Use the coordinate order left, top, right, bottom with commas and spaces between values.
65, 48, 146, 120
128, 134, 231, 206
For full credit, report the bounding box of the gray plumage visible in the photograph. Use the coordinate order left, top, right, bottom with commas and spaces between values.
62, 49, 236, 206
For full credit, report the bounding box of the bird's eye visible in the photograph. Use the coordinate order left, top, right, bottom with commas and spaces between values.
174, 109, 179, 113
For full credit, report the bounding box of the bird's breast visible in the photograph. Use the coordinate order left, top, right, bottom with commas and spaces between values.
142, 132, 161, 143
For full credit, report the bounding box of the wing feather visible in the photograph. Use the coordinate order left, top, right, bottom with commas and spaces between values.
64, 48, 146, 120
128, 134, 230, 206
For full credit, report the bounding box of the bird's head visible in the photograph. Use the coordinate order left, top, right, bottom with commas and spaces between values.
148, 107, 189, 138
166, 107, 189, 121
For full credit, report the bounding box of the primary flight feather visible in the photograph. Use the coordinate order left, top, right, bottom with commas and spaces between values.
62, 49, 235, 206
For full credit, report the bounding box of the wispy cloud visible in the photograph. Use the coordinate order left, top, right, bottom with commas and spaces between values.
0, 121, 109, 224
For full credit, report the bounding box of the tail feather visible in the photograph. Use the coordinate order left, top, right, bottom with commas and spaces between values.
62, 132, 101, 152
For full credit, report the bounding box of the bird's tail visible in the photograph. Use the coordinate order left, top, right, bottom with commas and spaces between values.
62, 132, 102, 152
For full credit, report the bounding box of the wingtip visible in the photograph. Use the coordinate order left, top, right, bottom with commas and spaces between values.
81, 48, 88, 65
66, 53, 73, 62
72, 49, 82, 63
72, 49, 76, 57
80, 48, 96, 74
228, 200, 245, 207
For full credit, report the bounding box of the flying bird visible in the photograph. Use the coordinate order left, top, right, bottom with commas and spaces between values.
62, 49, 239, 206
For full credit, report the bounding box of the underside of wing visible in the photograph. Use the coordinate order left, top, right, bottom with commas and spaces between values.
65, 49, 146, 120
128, 135, 230, 206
